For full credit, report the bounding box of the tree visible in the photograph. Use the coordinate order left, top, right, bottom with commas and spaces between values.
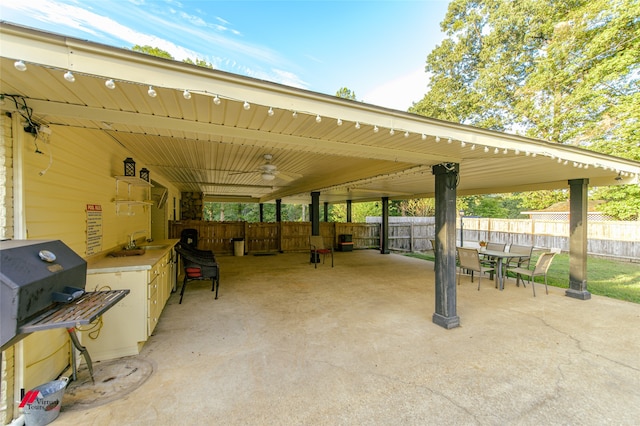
132, 45, 174, 59
183, 58, 215, 69
336, 87, 357, 100
397, 198, 436, 217
410, 0, 640, 219
330, 202, 381, 222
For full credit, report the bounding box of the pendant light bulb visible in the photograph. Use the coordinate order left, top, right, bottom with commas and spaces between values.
148, 86, 157, 97
105, 79, 116, 89
64, 71, 75, 82
14, 60, 27, 71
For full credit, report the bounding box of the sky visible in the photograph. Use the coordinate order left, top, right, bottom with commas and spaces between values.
1, 0, 451, 110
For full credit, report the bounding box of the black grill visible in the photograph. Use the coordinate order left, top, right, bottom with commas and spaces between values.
0, 240, 127, 352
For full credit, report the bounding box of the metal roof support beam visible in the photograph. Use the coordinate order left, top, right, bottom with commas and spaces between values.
432, 163, 460, 329
566, 179, 592, 300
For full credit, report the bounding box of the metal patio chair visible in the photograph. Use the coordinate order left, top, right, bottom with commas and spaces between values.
507, 251, 557, 296
310, 235, 333, 269
456, 247, 495, 290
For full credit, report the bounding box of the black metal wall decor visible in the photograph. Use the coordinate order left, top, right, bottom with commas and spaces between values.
124, 157, 136, 177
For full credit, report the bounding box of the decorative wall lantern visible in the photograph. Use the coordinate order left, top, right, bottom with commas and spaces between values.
123, 157, 136, 177
139, 168, 150, 182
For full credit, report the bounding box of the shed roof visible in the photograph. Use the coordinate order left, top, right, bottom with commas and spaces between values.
1, 22, 639, 205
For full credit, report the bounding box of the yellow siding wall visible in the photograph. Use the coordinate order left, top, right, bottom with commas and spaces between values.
1, 114, 15, 424
24, 126, 148, 254
1, 118, 180, 420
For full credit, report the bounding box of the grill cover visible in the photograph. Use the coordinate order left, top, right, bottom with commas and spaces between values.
1, 240, 87, 350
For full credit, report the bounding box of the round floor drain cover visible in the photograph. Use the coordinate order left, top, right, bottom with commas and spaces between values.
62, 356, 154, 411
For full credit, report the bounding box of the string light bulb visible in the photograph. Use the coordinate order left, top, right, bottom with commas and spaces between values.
421, 134, 426, 140
213, 95, 221, 105
183, 89, 191, 100
315, 115, 322, 123
404, 131, 410, 138
292, 111, 297, 118
148, 86, 157, 97
63, 71, 75, 82
14, 60, 27, 71
243, 101, 250, 110
268, 107, 274, 116
336, 118, 342, 126
355, 122, 360, 129
447, 138, 452, 144
373, 126, 379, 133
389, 129, 395, 135
105, 79, 116, 90
484, 146, 489, 153
435, 136, 440, 143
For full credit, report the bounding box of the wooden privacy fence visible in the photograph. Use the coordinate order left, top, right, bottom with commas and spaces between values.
368, 217, 640, 260
169, 220, 380, 255
169, 218, 639, 259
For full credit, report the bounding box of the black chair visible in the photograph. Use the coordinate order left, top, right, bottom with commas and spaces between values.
175, 246, 219, 303
180, 228, 198, 249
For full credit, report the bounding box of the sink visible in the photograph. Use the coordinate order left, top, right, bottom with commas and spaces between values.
109, 249, 145, 257
139, 244, 169, 251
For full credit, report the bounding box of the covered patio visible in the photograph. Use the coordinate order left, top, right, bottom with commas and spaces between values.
59, 251, 640, 424
2, 22, 640, 331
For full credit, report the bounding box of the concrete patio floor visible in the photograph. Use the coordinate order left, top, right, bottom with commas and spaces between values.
57, 250, 640, 425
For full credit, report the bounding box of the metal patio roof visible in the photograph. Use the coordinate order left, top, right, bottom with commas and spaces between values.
2, 22, 639, 205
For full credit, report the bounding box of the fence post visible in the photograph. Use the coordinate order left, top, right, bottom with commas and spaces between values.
410, 222, 414, 252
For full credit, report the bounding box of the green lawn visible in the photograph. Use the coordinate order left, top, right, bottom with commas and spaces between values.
404, 251, 640, 304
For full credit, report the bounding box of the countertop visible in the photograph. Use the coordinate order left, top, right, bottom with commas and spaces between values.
87, 239, 179, 274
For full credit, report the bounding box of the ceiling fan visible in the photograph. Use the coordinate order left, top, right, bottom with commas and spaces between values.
230, 154, 300, 182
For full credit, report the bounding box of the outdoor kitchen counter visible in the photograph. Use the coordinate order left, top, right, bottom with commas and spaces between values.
86, 239, 179, 274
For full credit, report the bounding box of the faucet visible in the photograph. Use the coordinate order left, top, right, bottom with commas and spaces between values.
128, 230, 147, 249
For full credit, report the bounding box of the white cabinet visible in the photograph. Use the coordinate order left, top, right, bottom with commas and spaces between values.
81, 247, 175, 361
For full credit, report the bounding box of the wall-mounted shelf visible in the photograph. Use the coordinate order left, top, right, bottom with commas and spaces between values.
114, 176, 154, 215
114, 176, 153, 187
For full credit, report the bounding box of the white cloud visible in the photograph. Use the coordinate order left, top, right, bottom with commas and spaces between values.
362, 68, 430, 111
4, 0, 309, 94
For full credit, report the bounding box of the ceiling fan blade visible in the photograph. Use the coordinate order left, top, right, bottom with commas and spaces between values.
228, 170, 258, 176
275, 171, 303, 181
